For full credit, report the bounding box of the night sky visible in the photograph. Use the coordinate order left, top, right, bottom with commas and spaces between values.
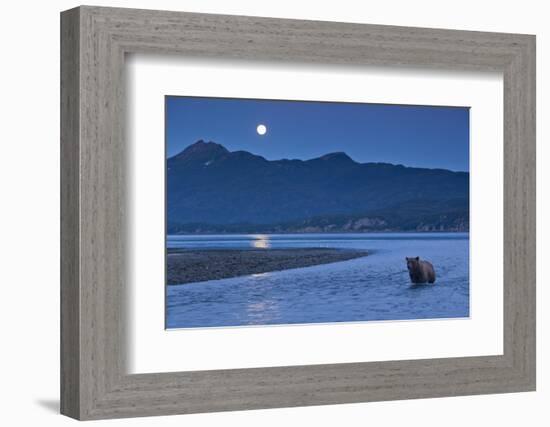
166, 96, 470, 172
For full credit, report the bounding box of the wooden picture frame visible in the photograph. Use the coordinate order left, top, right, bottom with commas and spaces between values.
60, 5, 536, 420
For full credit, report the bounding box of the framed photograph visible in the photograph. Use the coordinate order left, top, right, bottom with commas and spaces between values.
164, 97, 470, 329
61, 6, 536, 420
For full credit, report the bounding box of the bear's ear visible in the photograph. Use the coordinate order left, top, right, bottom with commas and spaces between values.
405, 257, 409, 261
415, 256, 419, 261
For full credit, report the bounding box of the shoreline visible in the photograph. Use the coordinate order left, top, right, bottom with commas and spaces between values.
167, 248, 368, 285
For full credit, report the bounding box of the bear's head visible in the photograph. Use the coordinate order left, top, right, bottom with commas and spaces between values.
406, 256, 420, 272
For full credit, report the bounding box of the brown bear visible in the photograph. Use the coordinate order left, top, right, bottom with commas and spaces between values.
406, 257, 436, 284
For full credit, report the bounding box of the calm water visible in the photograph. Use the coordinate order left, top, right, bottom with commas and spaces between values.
166, 233, 469, 328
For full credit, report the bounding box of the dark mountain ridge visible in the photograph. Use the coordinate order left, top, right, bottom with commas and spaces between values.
167, 140, 469, 233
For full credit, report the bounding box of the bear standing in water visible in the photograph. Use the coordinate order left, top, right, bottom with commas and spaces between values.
406, 257, 436, 284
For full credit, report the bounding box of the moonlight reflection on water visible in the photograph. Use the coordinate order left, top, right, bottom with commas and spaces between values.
251, 234, 271, 249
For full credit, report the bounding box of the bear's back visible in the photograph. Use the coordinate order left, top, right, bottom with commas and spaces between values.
420, 260, 436, 284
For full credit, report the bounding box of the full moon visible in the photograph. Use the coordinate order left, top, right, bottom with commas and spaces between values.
256, 124, 267, 136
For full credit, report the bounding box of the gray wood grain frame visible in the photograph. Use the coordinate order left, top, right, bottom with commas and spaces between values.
60, 5, 536, 420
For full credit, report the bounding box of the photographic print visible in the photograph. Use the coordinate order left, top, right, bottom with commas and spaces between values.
165, 96, 470, 329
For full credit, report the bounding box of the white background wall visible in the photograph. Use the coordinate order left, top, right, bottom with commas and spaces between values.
0, 0, 546, 425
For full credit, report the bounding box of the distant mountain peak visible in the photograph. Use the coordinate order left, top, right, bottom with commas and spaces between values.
170, 140, 229, 163
315, 152, 355, 163
181, 140, 228, 155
